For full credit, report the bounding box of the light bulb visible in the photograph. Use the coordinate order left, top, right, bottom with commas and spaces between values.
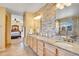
59, 4, 64, 9
34, 15, 42, 20
56, 3, 61, 9
56, 3, 64, 9
64, 3, 72, 7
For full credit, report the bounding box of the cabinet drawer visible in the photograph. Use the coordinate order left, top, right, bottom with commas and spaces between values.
45, 43, 56, 54
58, 48, 76, 56
38, 40, 43, 46
37, 48, 43, 56
38, 41, 44, 50
38, 45, 43, 50
45, 48, 56, 56
33, 48, 37, 53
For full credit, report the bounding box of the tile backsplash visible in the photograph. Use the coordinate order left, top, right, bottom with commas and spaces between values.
40, 16, 56, 38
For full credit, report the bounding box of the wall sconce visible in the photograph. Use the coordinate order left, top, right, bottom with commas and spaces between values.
34, 15, 42, 20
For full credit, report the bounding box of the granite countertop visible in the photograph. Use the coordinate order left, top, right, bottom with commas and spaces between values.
29, 35, 79, 55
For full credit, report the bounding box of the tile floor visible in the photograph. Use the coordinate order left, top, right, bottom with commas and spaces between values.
0, 38, 36, 56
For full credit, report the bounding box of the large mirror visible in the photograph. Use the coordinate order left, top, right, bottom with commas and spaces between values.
56, 17, 74, 36
55, 16, 79, 43
55, 17, 77, 42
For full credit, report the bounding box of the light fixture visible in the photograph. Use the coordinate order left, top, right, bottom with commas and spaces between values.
64, 3, 72, 7
56, 3, 72, 9
34, 15, 42, 20
56, 3, 64, 9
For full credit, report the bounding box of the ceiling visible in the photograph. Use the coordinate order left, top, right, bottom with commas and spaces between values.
0, 3, 46, 16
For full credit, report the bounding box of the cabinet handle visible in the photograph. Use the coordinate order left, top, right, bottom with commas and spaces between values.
56, 49, 58, 56
43, 42, 45, 56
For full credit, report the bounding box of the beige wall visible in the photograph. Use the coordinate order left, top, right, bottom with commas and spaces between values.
23, 12, 41, 46
24, 13, 41, 34
0, 7, 6, 51
23, 12, 34, 45
33, 19, 40, 33
24, 12, 34, 33
0, 7, 11, 51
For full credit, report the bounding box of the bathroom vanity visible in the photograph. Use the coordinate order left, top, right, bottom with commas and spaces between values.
27, 35, 79, 56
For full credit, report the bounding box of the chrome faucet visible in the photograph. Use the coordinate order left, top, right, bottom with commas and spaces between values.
63, 36, 74, 43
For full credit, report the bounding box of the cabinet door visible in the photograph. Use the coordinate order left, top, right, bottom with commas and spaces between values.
37, 48, 44, 56
28, 36, 31, 47
37, 40, 44, 56
29, 37, 33, 48
58, 48, 76, 56
32, 38, 35, 51
27, 36, 30, 46
45, 43, 56, 56
32, 38, 37, 53
30, 37, 33, 48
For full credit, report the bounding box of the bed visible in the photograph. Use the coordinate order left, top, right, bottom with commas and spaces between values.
11, 31, 21, 39
11, 25, 21, 39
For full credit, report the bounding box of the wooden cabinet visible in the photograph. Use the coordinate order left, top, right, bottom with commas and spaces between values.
45, 43, 76, 56
27, 36, 38, 54
37, 40, 44, 56
27, 36, 30, 46
27, 36, 33, 48
30, 37, 33, 48
45, 43, 57, 56
27, 35, 77, 56
32, 38, 38, 53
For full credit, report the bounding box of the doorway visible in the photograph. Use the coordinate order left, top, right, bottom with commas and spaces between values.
11, 14, 24, 46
